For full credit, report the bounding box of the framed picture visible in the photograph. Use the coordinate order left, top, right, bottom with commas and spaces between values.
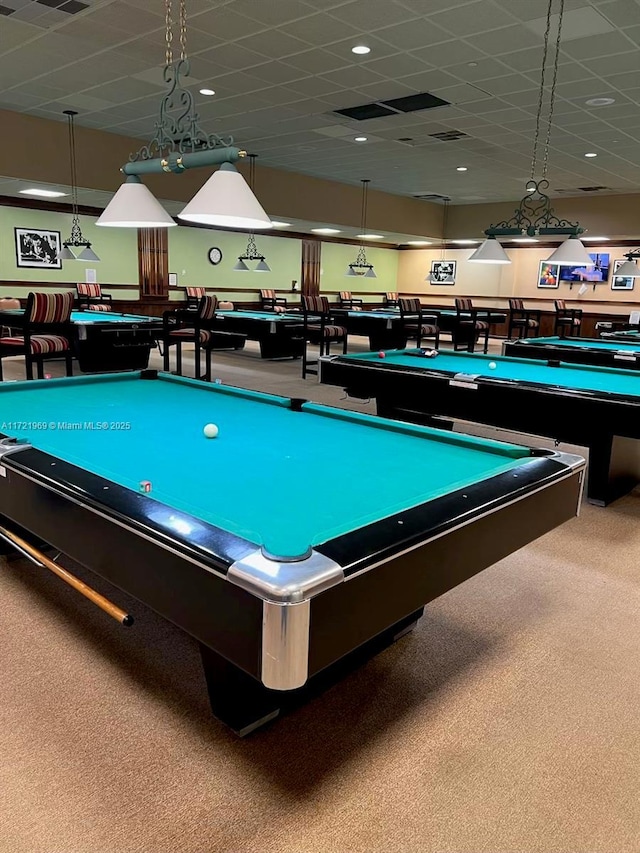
168, 272, 178, 287
559, 252, 610, 283
430, 260, 456, 284
538, 261, 560, 288
15, 228, 62, 269
611, 259, 634, 291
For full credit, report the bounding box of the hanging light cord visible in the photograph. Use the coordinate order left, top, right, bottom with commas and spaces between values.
65, 110, 83, 242
529, 0, 565, 181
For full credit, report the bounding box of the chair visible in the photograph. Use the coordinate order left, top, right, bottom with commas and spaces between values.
0, 291, 74, 381
454, 298, 491, 353
260, 289, 288, 313
507, 298, 541, 339
162, 295, 225, 381
554, 300, 582, 337
398, 298, 440, 349
0, 298, 22, 337
339, 291, 363, 310
301, 295, 348, 379
76, 282, 112, 312
185, 287, 206, 310
385, 292, 399, 308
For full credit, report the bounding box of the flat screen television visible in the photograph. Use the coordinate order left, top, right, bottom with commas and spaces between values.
558, 253, 610, 283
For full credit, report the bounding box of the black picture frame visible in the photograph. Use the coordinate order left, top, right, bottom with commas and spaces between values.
430, 260, 456, 284
15, 228, 62, 269
611, 259, 635, 291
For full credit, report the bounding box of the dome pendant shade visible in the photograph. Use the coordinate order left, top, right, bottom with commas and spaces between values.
178, 163, 273, 230
97, 176, 176, 228
468, 237, 511, 264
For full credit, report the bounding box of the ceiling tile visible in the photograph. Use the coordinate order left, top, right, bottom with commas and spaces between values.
281, 12, 360, 43
376, 19, 453, 50
430, 0, 519, 36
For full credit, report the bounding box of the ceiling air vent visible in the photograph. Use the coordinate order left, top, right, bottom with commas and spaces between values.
429, 130, 468, 141
578, 186, 609, 192
413, 193, 451, 202
335, 91, 450, 121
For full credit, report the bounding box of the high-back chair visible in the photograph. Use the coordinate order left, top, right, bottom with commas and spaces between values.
507, 298, 541, 339
301, 295, 348, 378
454, 297, 491, 353
76, 282, 112, 311
554, 300, 582, 337
398, 298, 439, 349
260, 289, 288, 312
185, 287, 206, 310
0, 291, 74, 380
338, 291, 363, 310
385, 292, 399, 308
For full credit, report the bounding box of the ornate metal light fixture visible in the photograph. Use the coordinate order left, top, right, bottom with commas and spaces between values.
426, 197, 455, 282
346, 180, 376, 278
233, 155, 271, 272
59, 110, 100, 262
97, 0, 271, 231
469, 0, 592, 267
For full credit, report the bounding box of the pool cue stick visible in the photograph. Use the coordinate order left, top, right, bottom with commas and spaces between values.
0, 526, 133, 626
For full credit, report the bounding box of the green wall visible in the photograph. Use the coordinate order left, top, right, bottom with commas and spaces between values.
0, 205, 139, 298
320, 242, 399, 303
168, 226, 302, 302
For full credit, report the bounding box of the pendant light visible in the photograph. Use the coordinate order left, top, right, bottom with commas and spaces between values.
346, 180, 376, 278
426, 198, 455, 283
59, 110, 100, 261
233, 155, 272, 271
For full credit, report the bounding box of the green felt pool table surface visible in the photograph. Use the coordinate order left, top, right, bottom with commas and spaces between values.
0, 372, 534, 558
0, 309, 160, 325
216, 310, 302, 322
520, 335, 640, 352
342, 349, 640, 397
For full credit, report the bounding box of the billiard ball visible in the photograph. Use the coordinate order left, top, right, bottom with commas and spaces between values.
378, 351, 386, 358
203, 423, 219, 438
139, 480, 152, 493
488, 362, 497, 369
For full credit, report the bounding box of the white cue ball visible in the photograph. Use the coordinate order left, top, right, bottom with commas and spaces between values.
203, 423, 219, 439
488, 362, 497, 369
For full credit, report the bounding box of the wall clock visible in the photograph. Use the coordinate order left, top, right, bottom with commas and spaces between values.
208, 247, 223, 265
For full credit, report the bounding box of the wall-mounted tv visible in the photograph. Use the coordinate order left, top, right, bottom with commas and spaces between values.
558, 253, 610, 283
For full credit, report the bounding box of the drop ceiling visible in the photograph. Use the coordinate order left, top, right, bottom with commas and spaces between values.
0, 0, 639, 207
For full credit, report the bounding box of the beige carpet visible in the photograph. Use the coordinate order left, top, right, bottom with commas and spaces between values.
0, 342, 638, 853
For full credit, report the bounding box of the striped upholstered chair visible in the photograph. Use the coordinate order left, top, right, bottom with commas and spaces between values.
339, 291, 363, 310
76, 282, 112, 311
260, 289, 288, 313
301, 295, 348, 378
163, 295, 219, 381
554, 300, 582, 337
385, 292, 399, 308
398, 298, 440, 349
0, 291, 74, 380
508, 298, 541, 339
454, 297, 491, 353
185, 286, 206, 311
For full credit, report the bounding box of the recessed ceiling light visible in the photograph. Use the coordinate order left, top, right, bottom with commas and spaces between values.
582, 235, 608, 241
354, 136, 368, 142
456, 166, 468, 172
271, 221, 291, 227
467, 62, 478, 67
311, 228, 341, 234
357, 234, 384, 239
19, 188, 67, 198
584, 152, 598, 157
351, 45, 371, 55
199, 88, 216, 96
512, 238, 538, 243
406, 240, 432, 246
585, 97, 615, 106
451, 239, 479, 245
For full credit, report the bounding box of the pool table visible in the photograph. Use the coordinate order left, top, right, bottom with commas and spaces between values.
600, 329, 640, 342
503, 335, 640, 369
329, 309, 437, 350
320, 347, 640, 507
213, 309, 304, 358
0, 308, 163, 372
0, 372, 584, 734
366, 306, 506, 349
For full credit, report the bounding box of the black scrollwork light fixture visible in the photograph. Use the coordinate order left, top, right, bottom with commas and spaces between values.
346, 180, 377, 278
233, 155, 271, 272
59, 110, 100, 261
469, 0, 593, 267
96, 0, 271, 232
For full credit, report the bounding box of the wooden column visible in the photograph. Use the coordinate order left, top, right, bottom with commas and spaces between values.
138, 228, 168, 298
301, 238, 321, 297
